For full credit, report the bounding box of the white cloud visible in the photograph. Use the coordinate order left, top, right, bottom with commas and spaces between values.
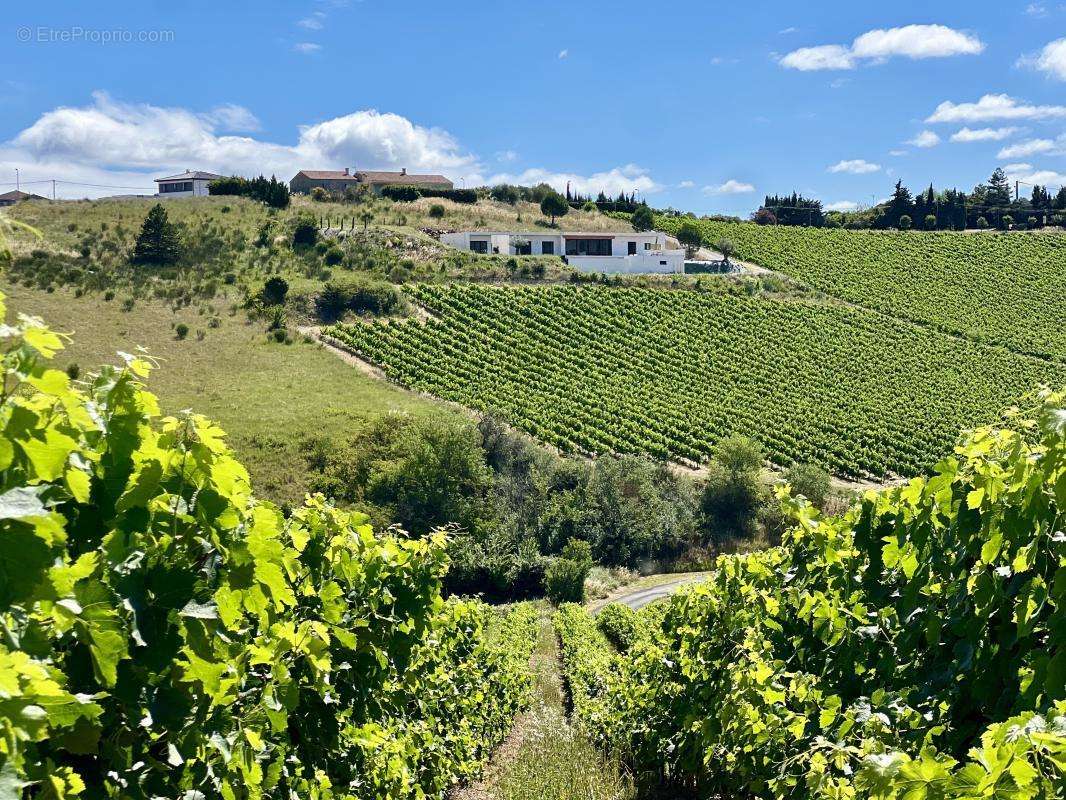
907, 130, 940, 148
297, 12, 325, 29
779, 27, 799, 34
558, 49, 568, 59
850, 25, 983, 60
203, 104, 260, 132
997, 135, 1065, 158
949, 126, 1021, 142
1002, 162, 1066, 186
780, 24, 982, 71
1026, 3, 1048, 16
495, 149, 518, 163
780, 45, 855, 71
828, 159, 881, 174
1020, 38, 1066, 80
2, 92, 666, 201
293, 42, 322, 54
487, 164, 661, 196
926, 93, 1066, 123
825, 200, 860, 212
888, 149, 908, 156
829, 77, 850, 89
677, 180, 695, 188
702, 179, 755, 195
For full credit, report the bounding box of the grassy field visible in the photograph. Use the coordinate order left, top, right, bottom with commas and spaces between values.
2, 280, 447, 504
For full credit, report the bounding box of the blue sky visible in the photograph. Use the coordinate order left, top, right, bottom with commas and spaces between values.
2, 0, 1064, 214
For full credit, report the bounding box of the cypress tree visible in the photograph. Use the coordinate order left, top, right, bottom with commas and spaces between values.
131, 204, 182, 266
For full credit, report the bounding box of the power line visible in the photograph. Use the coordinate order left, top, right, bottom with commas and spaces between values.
0, 178, 155, 191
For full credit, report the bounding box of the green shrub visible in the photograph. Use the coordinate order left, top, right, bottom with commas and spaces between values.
545, 557, 590, 604
631, 203, 654, 231
428, 203, 446, 220
292, 214, 319, 247
262, 276, 289, 305
596, 602, 639, 651
324, 246, 344, 266
175, 322, 189, 339
898, 214, 912, 231
316, 275, 403, 319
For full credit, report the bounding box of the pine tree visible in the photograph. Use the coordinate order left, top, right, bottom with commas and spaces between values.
131, 204, 182, 266
987, 168, 1011, 207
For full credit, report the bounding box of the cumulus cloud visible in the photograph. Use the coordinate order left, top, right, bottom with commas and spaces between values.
1002, 162, 1066, 186
780, 45, 854, 71
825, 200, 860, 212
997, 135, 1066, 159
1019, 37, 1066, 80
949, 126, 1021, 142
828, 159, 881, 174
3, 92, 664, 200
780, 24, 983, 71
702, 179, 755, 195
926, 93, 1066, 123
487, 164, 660, 196
907, 130, 940, 148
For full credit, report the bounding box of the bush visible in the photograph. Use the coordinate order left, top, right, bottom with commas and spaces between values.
783, 462, 830, 509
925, 214, 937, 230
428, 203, 446, 220
317, 275, 403, 319
701, 434, 765, 540
65, 362, 79, 380
262, 275, 289, 305
292, 214, 319, 247
324, 246, 344, 266
1002, 214, 1014, 229
631, 203, 654, 231
175, 322, 190, 339
545, 555, 591, 604
310, 186, 329, 202
898, 214, 912, 231
208, 174, 290, 208
597, 603, 640, 651
752, 208, 777, 226
490, 184, 521, 205
976, 216, 989, 229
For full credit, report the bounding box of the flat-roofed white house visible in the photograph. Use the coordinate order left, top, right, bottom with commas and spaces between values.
154, 170, 224, 198
440, 230, 684, 274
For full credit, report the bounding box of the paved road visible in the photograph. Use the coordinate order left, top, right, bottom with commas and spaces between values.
603, 575, 708, 612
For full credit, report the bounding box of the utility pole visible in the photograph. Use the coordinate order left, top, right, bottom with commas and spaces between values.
1015, 181, 1020, 202
52, 179, 56, 201
14, 168, 19, 191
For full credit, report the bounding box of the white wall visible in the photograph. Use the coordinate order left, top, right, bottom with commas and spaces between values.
439, 230, 683, 273
156, 178, 213, 198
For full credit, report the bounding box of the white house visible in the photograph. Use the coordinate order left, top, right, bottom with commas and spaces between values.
154, 170, 224, 198
440, 230, 684, 274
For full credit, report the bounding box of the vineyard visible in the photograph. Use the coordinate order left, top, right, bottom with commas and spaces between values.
0, 292, 538, 800
657, 217, 1066, 362
556, 389, 1066, 798
324, 284, 1065, 479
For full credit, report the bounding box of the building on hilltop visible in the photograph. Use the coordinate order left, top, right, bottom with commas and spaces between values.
154, 170, 224, 198
440, 230, 684, 274
0, 190, 47, 207
289, 167, 453, 195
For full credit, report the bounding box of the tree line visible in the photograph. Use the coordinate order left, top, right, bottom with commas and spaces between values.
756, 168, 1066, 231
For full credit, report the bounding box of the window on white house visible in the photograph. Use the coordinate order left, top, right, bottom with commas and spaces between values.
565, 238, 612, 256
541, 241, 554, 255
160, 182, 193, 193
644, 242, 653, 250
627, 241, 637, 255
469, 240, 488, 254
